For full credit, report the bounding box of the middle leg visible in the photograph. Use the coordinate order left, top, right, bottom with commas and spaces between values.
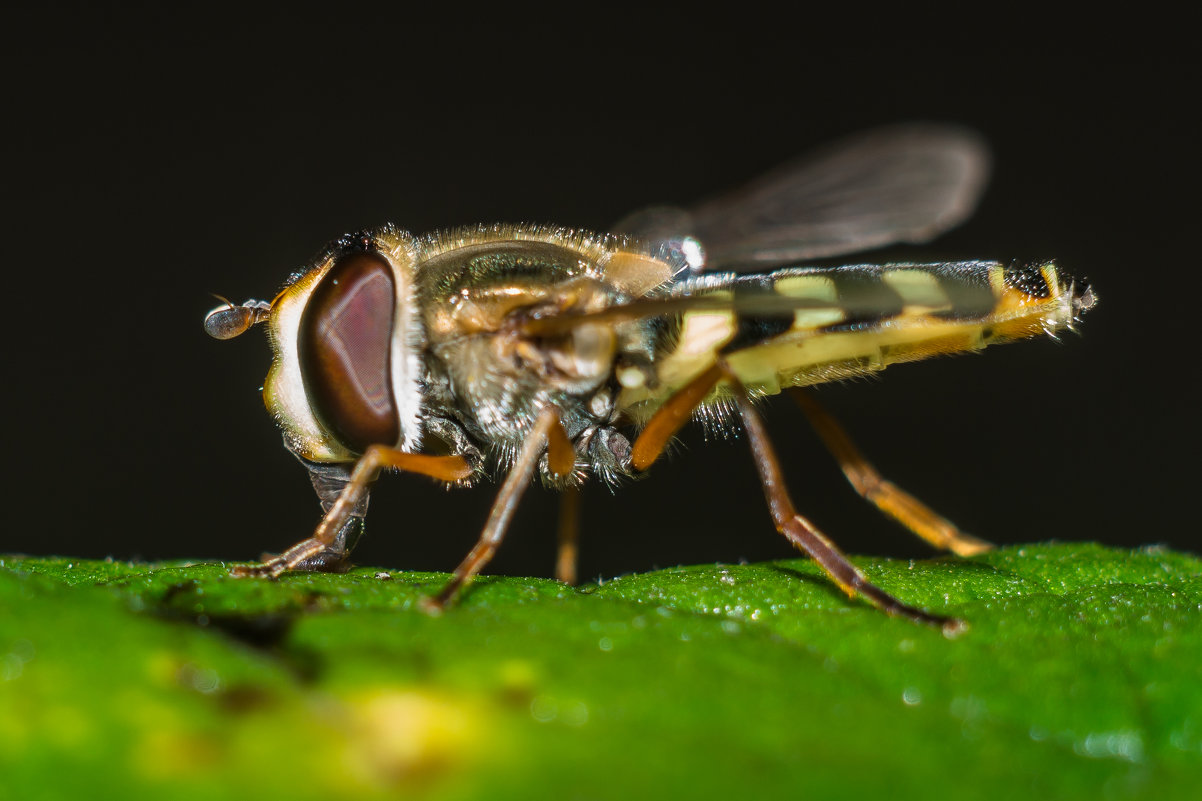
424, 405, 574, 612
555, 484, 581, 585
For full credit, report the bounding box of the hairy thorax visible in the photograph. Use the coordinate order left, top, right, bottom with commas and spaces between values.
416, 239, 659, 478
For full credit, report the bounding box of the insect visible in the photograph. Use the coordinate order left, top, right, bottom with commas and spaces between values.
205, 125, 1094, 632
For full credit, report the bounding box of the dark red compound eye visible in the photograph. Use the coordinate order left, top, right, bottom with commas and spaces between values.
298, 252, 400, 451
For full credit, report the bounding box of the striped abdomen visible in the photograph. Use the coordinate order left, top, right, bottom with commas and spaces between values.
616, 260, 1094, 417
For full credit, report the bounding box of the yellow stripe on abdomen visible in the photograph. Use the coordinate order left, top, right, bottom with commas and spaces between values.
616, 260, 1088, 422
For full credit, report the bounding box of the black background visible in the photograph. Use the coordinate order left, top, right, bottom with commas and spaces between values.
8, 13, 1197, 582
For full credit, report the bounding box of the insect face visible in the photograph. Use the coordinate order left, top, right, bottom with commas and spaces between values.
213, 227, 427, 462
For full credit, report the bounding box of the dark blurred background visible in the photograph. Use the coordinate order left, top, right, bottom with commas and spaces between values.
6, 13, 1196, 581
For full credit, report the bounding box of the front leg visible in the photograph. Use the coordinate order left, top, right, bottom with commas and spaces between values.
282, 457, 370, 573
231, 446, 474, 579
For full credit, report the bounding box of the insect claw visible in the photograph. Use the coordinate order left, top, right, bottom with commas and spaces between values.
419, 595, 447, 616
941, 617, 969, 638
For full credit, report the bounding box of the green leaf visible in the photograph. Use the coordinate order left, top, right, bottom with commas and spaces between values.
2, 543, 1200, 800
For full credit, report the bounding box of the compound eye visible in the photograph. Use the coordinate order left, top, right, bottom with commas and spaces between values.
298, 252, 400, 451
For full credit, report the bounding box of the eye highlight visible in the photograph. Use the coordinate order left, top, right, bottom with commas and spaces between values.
298, 252, 400, 452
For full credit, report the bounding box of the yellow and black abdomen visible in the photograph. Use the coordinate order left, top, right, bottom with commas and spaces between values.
617, 260, 1095, 418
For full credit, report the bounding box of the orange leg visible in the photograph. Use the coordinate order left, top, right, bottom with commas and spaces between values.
231, 448, 473, 578
790, 389, 992, 557
545, 412, 577, 477
423, 406, 573, 612
555, 484, 581, 585
631, 363, 725, 471
629, 364, 961, 631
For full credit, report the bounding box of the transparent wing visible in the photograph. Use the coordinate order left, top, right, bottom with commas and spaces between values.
613, 124, 991, 270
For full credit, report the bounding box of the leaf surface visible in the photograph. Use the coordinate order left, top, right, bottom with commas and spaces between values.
2, 543, 1199, 800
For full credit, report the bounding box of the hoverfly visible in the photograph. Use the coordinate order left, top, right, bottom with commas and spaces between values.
205, 125, 1094, 632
